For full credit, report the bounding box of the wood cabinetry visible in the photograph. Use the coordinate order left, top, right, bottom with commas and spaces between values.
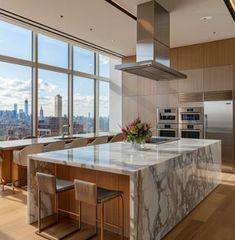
203, 65, 233, 92
178, 69, 203, 93
175, 44, 204, 70
156, 80, 178, 94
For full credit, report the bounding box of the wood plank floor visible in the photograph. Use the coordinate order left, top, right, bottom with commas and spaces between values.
1, 173, 235, 240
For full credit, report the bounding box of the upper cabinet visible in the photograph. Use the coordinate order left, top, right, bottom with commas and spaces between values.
203, 65, 233, 92
178, 69, 203, 93
176, 44, 204, 70
204, 39, 235, 67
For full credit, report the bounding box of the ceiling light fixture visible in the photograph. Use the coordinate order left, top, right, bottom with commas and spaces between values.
201, 16, 213, 20
224, 0, 235, 22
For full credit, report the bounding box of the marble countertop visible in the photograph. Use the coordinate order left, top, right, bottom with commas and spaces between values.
29, 138, 220, 175
0, 132, 117, 150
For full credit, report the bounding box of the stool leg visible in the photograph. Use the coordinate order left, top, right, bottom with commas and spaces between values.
120, 195, 124, 240
79, 201, 81, 229
95, 205, 98, 235
55, 194, 59, 223
38, 190, 41, 233
101, 202, 104, 240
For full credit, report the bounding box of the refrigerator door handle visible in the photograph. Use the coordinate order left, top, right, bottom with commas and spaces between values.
204, 114, 208, 138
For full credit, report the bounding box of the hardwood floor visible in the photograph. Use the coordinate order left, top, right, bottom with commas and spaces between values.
163, 173, 235, 240
1, 173, 235, 240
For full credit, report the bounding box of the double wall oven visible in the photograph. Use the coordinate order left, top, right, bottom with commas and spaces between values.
157, 107, 204, 139
157, 108, 178, 138
178, 107, 204, 139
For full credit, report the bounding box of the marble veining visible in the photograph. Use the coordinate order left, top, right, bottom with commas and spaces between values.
28, 138, 221, 240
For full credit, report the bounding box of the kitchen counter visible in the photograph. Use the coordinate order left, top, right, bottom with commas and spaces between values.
28, 138, 221, 239
0, 132, 117, 185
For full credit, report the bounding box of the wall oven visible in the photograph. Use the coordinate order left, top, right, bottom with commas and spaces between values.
179, 107, 203, 124
157, 124, 178, 138
179, 124, 203, 139
157, 108, 178, 124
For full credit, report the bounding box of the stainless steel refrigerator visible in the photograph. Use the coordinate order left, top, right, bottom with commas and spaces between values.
204, 100, 233, 170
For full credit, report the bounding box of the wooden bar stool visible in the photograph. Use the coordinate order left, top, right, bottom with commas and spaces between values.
13, 143, 44, 193
74, 179, 124, 240
36, 172, 80, 240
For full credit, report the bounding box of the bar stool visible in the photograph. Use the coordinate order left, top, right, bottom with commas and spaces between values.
65, 138, 88, 149
0, 152, 3, 191
44, 141, 65, 152
88, 136, 109, 146
109, 133, 123, 143
13, 143, 44, 193
36, 172, 80, 240
74, 179, 124, 240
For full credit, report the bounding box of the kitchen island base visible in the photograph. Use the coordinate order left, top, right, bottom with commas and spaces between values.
28, 139, 221, 240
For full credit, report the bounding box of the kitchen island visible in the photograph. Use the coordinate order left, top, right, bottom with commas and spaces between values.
0, 132, 116, 187
28, 138, 221, 240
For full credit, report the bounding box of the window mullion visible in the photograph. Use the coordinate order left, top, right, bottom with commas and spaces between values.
32, 32, 38, 136
68, 44, 73, 135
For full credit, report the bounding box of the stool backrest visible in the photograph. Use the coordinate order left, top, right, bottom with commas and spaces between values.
7, 136, 19, 141
89, 136, 108, 146
65, 138, 88, 149
74, 179, 97, 206
23, 136, 37, 139
109, 133, 123, 143
44, 141, 65, 152
13, 143, 44, 167
36, 172, 56, 194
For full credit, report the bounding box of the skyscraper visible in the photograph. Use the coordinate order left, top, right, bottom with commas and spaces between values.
54, 94, 62, 118
24, 99, 28, 116
39, 105, 44, 120
14, 104, 17, 113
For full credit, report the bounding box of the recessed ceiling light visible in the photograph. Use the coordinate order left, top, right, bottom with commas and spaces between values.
201, 16, 213, 21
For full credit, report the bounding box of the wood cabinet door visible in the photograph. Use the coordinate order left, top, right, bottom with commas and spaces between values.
203, 65, 233, 92
178, 69, 203, 93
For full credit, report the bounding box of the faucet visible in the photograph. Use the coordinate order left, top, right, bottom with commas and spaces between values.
62, 124, 70, 138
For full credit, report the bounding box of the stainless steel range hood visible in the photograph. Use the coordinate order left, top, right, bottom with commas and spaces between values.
115, 0, 187, 81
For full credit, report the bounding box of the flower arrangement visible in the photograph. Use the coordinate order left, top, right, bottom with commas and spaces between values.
121, 117, 152, 145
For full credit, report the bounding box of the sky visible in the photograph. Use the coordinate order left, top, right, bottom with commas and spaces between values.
0, 20, 110, 117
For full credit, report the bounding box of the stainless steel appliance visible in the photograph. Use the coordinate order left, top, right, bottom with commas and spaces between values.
179, 124, 203, 139
179, 107, 204, 124
115, 1, 187, 81
204, 100, 233, 170
157, 108, 178, 124
157, 123, 178, 138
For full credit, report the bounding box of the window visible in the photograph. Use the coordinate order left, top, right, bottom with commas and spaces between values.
38, 69, 68, 137
74, 46, 95, 74
0, 62, 32, 140
99, 81, 109, 132
38, 34, 68, 68
0, 19, 120, 137
0, 20, 32, 60
73, 77, 95, 133
99, 55, 110, 78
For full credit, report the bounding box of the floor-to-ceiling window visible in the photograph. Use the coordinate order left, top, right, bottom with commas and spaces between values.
0, 19, 115, 140
0, 21, 32, 140
38, 70, 68, 137
73, 77, 95, 133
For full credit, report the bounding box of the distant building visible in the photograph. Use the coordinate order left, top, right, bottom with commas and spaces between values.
14, 104, 17, 113
24, 99, 28, 116
39, 106, 44, 120
54, 94, 62, 118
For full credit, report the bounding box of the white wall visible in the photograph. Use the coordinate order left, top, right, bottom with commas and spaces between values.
109, 58, 122, 132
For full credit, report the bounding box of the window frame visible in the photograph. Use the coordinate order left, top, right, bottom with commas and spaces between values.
0, 19, 112, 138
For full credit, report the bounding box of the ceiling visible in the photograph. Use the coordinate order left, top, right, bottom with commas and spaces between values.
0, 0, 234, 57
